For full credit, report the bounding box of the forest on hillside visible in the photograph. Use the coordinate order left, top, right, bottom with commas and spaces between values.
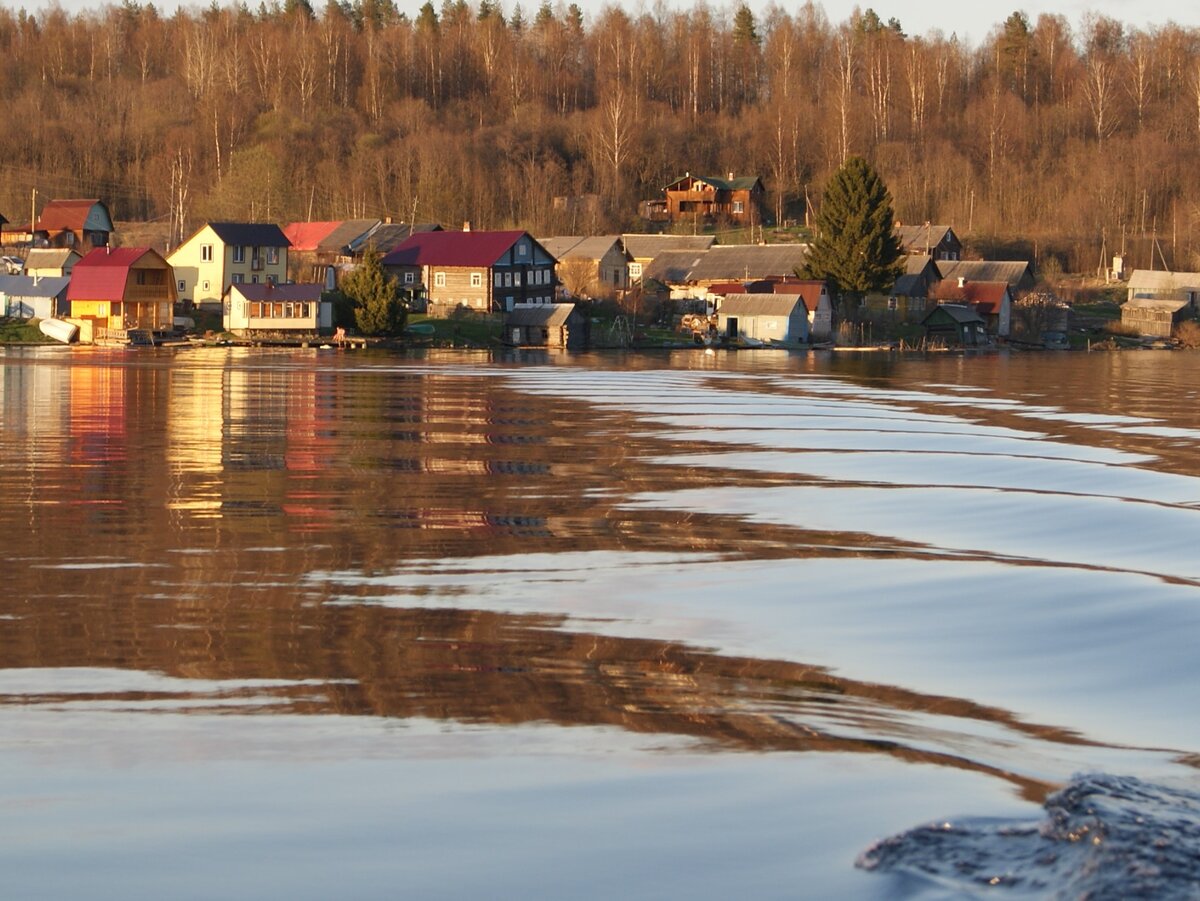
2, 0, 1199, 273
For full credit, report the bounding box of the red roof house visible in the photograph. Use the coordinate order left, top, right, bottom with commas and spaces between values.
67, 247, 176, 341
930, 279, 1012, 337
35, 199, 114, 253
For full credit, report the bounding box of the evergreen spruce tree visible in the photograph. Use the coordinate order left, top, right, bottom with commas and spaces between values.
344, 247, 406, 337
801, 156, 902, 299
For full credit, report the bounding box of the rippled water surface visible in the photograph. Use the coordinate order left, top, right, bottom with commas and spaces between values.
3, 346, 1200, 899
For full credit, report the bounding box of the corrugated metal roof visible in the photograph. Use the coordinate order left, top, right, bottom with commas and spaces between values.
718, 293, 807, 317
320, 220, 381, 253
1126, 269, 1200, 292
621, 234, 715, 261
1124, 297, 1190, 312
231, 283, 325, 302
539, 235, 624, 262
348, 223, 442, 255
207, 222, 291, 247
684, 245, 809, 282
895, 224, 955, 251
506, 303, 575, 327
67, 247, 161, 302
936, 260, 1033, 288
0, 275, 70, 298
902, 254, 939, 276
24, 249, 80, 269
35, 199, 110, 232
643, 250, 707, 284
931, 280, 1009, 305
384, 230, 531, 267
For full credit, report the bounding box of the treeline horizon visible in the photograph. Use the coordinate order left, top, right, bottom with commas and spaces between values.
2, 0, 1199, 274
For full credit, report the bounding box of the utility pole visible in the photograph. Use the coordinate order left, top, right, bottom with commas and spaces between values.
29, 187, 36, 251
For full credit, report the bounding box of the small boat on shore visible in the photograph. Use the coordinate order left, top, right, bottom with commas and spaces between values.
39, 318, 78, 344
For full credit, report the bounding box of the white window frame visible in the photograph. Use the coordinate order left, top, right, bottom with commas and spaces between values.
470, 272, 482, 288
732, 200, 744, 214
178, 280, 186, 291
266, 246, 279, 265
404, 271, 415, 284
434, 272, 446, 288
494, 272, 503, 287
231, 273, 244, 284
518, 242, 528, 256
233, 246, 245, 263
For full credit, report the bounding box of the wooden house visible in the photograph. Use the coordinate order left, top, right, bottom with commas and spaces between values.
540, 235, 631, 296
895, 224, 962, 261
922, 303, 988, 346
896, 255, 941, 295
643, 173, 766, 226
930, 279, 1013, 337
24, 249, 81, 279
382, 230, 556, 317
1121, 298, 1190, 337
504, 303, 586, 348
66, 247, 176, 343
344, 222, 443, 259
644, 244, 809, 300
0, 275, 70, 319
715, 293, 809, 344
224, 283, 332, 337
167, 222, 291, 311
860, 292, 928, 323
34, 199, 113, 253
1125, 270, 1200, 312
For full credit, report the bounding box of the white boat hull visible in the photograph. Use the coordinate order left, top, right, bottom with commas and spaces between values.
39, 318, 79, 344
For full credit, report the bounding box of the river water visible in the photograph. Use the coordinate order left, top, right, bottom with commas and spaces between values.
2, 346, 1199, 899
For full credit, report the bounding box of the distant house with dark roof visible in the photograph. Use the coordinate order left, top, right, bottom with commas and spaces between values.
622, 234, 715, 284
922, 303, 989, 346
34, 199, 113, 254
644, 244, 810, 299
345, 222, 443, 258
641, 173, 766, 226
66, 247, 176, 342
895, 224, 961, 261
224, 282, 332, 336
0, 274, 70, 319
930, 279, 1013, 337
167, 222, 291, 311
382, 229, 556, 317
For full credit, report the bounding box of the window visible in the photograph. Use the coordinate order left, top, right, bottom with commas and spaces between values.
233, 246, 245, 263
434, 272, 446, 287
503, 273, 512, 287
251, 275, 259, 284
266, 246, 279, 265
517, 242, 528, 256
178, 280, 186, 291
201, 244, 213, 262
887, 297, 898, 311
732, 200, 744, 214
514, 272, 522, 286
232, 273, 244, 284
630, 263, 642, 279
404, 272, 415, 284
470, 272, 482, 288
494, 272, 503, 287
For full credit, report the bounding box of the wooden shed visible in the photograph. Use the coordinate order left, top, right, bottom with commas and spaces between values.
504, 303, 586, 348
1121, 298, 1190, 338
716, 293, 809, 344
922, 303, 989, 346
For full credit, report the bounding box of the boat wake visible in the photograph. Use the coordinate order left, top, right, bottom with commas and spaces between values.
857, 773, 1200, 899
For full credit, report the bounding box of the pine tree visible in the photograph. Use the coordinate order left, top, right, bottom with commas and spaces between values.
732, 4, 759, 46
344, 248, 406, 336
801, 156, 902, 298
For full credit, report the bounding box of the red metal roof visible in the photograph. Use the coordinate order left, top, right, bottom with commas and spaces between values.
931, 280, 1009, 312
282, 221, 342, 252
67, 247, 155, 302
383, 230, 527, 268
36, 199, 105, 232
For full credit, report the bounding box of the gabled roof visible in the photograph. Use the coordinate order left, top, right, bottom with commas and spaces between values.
35, 199, 112, 233
347, 222, 442, 256
643, 250, 709, 284
67, 247, 165, 302
1124, 297, 1190, 313
25, 249, 81, 270
506, 303, 576, 327
931, 280, 1010, 307
937, 259, 1033, 289
0, 275, 70, 298
230, 283, 325, 302
665, 174, 764, 192
383, 230, 532, 268
539, 235, 626, 262
282, 221, 342, 252
684, 245, 809, 282
718, 293, 807, 317
895, 224, 957, 252
924, 303, 985, 325
1126, 269, 1200, 293
622, 234, 715, 261
902, 254, 940, 277
206, 222, 291, 247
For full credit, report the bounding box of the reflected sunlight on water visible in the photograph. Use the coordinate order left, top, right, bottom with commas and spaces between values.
2, 347, 1200, 898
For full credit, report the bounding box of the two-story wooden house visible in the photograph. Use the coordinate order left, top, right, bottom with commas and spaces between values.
642, 174, 766, 227
382, 230, 556, 317
66, 247, 176, 343
168, 223, 291, 311
895, 224, 962, 261
34, 199, 114, 253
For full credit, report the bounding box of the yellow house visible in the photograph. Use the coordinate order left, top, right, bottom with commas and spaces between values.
66, 247, 176, 342
167, 222, 291, 311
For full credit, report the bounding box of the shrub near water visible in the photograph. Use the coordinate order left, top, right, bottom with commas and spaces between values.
1174, 320, 1200, 348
